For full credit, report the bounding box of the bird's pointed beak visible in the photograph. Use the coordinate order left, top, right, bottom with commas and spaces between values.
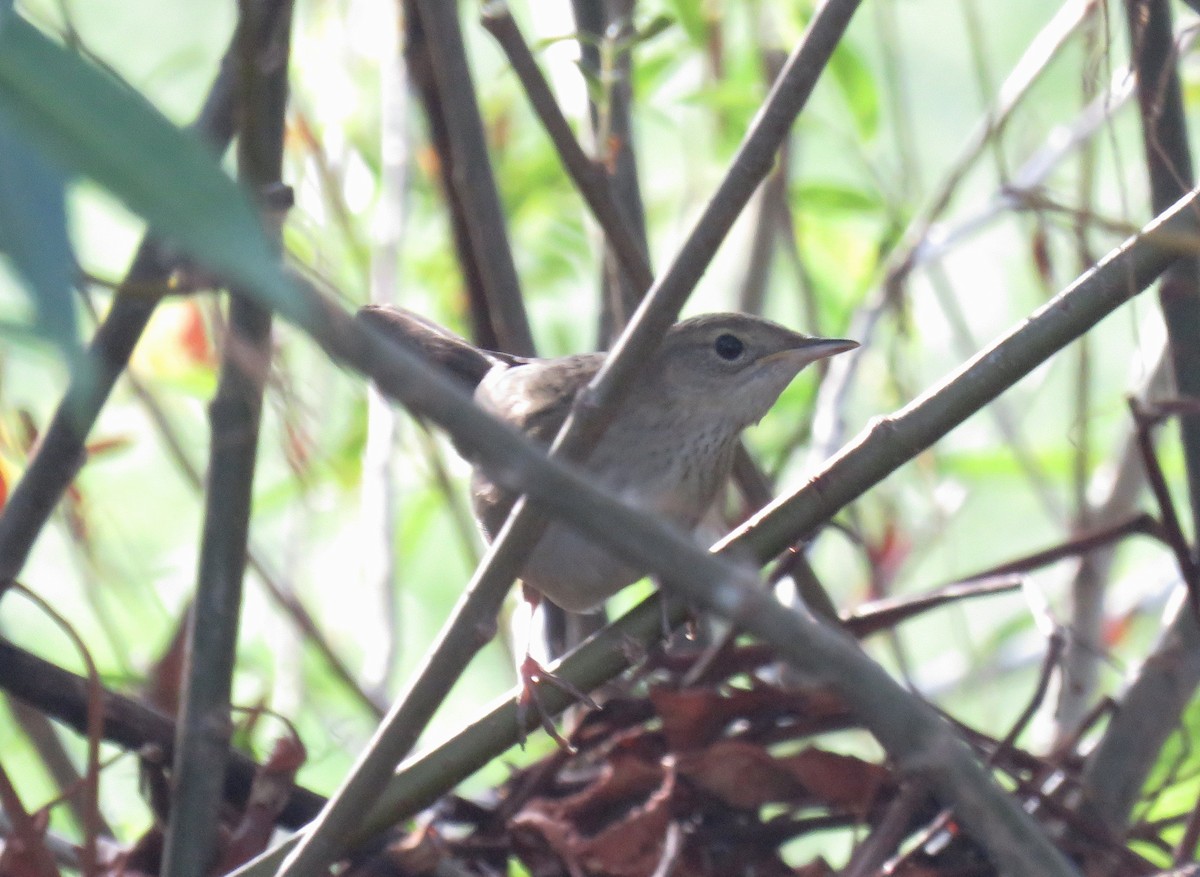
770, 336, 859, 367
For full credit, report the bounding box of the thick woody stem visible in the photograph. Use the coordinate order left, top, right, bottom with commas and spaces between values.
408, 0, 535, 355
160, 1, 292, 874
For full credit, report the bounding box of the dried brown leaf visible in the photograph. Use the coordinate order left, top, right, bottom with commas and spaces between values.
777, 748, 889, 812
215, 735, 307, 872
675, 740, 805, 809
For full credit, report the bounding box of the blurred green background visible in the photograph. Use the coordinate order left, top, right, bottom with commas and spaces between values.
0, 0, 1193, 865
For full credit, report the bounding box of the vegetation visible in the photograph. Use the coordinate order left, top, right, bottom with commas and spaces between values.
0, 0, 1199, 874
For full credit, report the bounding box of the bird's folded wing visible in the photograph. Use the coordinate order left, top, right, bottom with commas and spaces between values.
356, 303, 501, 390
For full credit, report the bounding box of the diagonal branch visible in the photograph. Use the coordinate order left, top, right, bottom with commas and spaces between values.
269, 6, 867, 876
237, 182, 1197, 877
719, 187, 1200, 563
480, 4, 652, 299
0, 636, 325, 827
226, 231, 1148, 876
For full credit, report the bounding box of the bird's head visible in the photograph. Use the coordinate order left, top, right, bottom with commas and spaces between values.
650, 313, 858, 429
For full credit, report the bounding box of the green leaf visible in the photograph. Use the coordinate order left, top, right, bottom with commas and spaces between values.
793, 182, 883, 214
664, 0, 706, 45
631, 15, 673, 46
0, 109, 80, 362
0, 12, 304, 321
828, 42, 879, 140
533, 31, 591, 52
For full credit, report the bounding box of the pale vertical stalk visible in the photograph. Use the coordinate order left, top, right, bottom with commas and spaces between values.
1079, 0, 1200, 832
360, 0, 409, 696
1053, 1, 1110, 739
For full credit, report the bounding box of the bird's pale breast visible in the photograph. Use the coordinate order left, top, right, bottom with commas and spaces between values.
471, 368, 740, 611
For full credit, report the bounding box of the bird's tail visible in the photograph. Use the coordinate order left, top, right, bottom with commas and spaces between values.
356, 304, 505, 390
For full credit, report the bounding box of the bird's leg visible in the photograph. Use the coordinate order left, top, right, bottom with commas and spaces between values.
654, 578, 701, 643
515, 583, 598, 750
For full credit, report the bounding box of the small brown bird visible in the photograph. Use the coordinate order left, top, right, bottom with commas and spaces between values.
358, 305, 857, 612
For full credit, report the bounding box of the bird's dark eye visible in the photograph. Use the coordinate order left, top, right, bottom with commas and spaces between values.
713, 333, 745, 361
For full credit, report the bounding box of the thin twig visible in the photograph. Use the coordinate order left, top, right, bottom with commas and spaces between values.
843, 576, 1023, 638
892, 57, 1139, 285
1055, 346, 1171, 741
0, 761, 59, 877
925, 261, 1067, 522
480, 4, 652, 296
995, 631, 1068, 768
1173, 789, 1200, 864
1126, 0, 1200, 545
6, 583, 105, 876
1129, 398, 1200, 622
947, 512, 1164, 583
884, 0, 1096, 295
1063, 4, 1117, 724
409, 0, 534, 355
0, 636, 326, 826
721, 186, 1200, 564
806, 0, 1103, 469
7, 701, 109, 836
888, 631, 1066, 873
575, 0, 649, 341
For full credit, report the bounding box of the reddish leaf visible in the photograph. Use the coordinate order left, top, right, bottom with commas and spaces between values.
572, 772, 673, 877
176, 301, 213, 366
651, 687, 730, 750
145, 610, 189, 716
651, 684, 846, 751
0, 805, 58, 877
513, 762, 675, 877
867, 520, 910, 582
83, 435, 133, 458
214, 735, 306, 872
778, 748, 889, 813
1031, 225, 1054, 287
794, 860, 835, 877
1102, 611, 1134, 648
676, 740, 806, 809
676, 742, 888, 814
414, 144, 440, 180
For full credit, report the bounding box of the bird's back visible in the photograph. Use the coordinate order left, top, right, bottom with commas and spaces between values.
474, 353, 603, 445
